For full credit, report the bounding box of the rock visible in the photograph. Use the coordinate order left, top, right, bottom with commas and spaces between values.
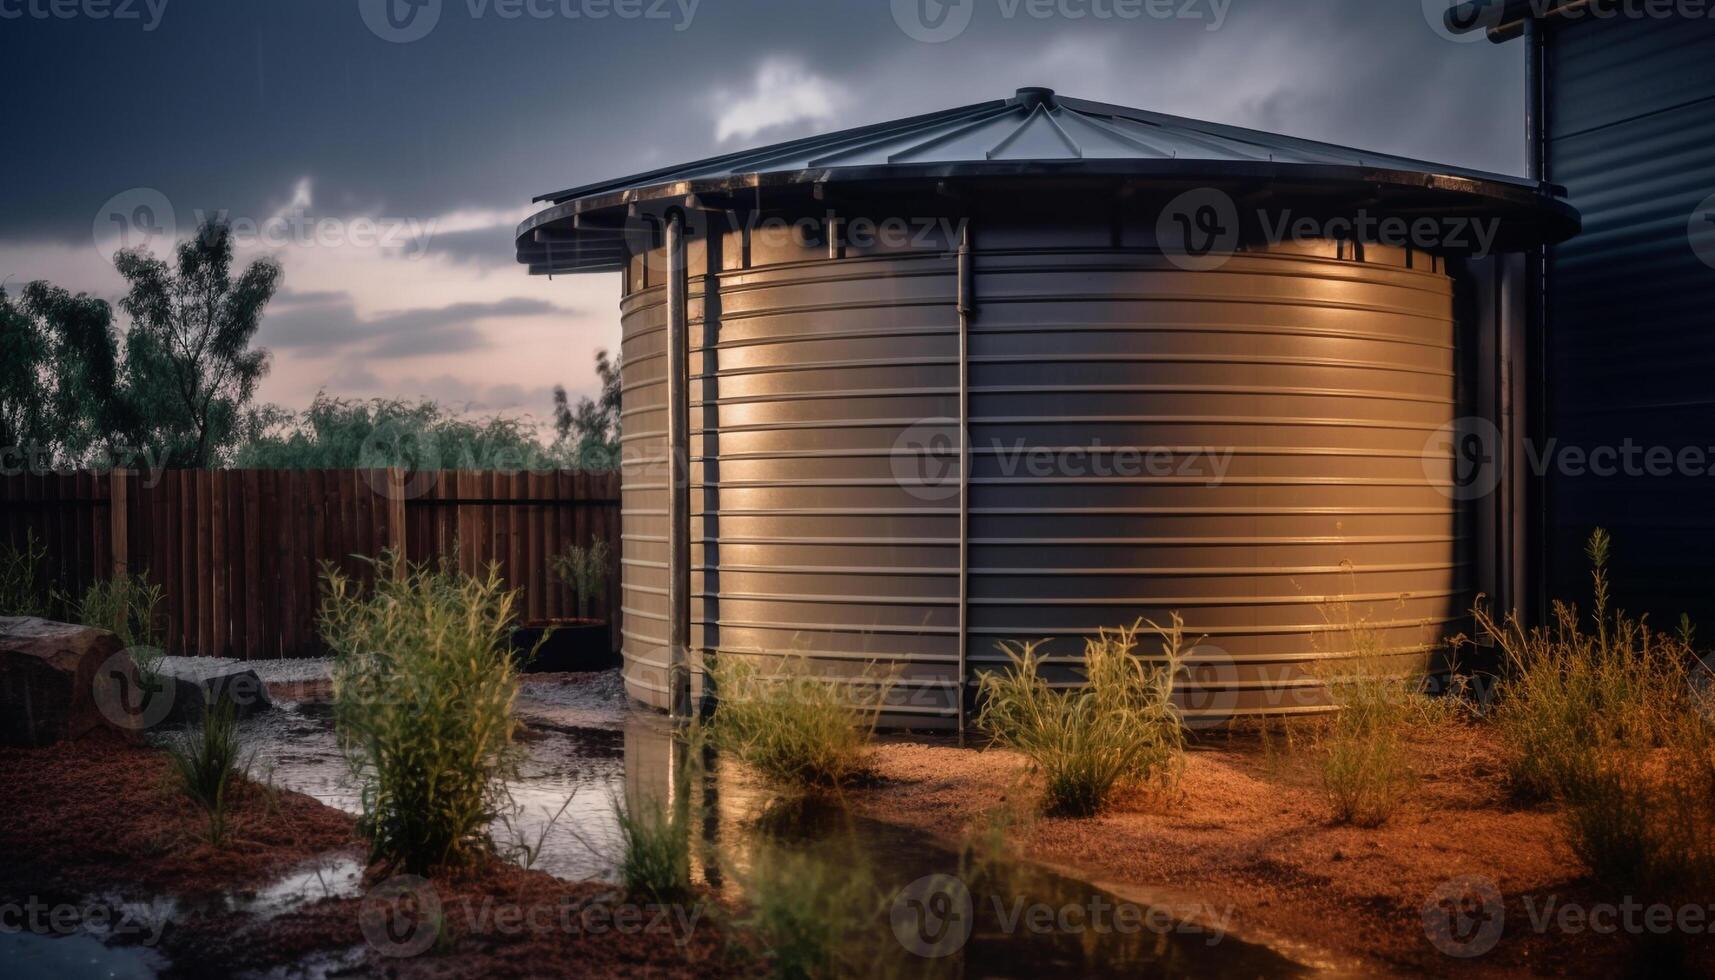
0, 617, 138, 746
155, 660, 273, 728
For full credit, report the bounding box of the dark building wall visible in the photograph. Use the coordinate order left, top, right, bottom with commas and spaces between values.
1543, 15, 1715, 624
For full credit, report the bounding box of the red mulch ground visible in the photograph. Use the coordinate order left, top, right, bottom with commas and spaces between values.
856, 722, 1715, 978
0, 732, 754, 978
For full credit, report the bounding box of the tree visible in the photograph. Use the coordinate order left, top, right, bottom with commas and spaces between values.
0, 283, 129, 466
552, 348, 621, 470
233, 393, 557, 471
116, 218, 280, 467
0, 287, 49, 457
22, 282, 131, 463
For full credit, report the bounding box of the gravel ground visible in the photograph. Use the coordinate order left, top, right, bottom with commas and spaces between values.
155, 655, 334, 683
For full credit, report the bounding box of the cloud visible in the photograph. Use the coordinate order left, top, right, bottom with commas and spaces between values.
262, 293, 574, 359
712, 57, 847, 143
271, 288, 348, 309
390, 374, 561, 417
419, 226, 517, 268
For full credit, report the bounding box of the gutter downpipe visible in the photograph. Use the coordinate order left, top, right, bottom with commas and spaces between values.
666, 209, 693, 722
956, 223, 973, 734
1524, 15, 1549, 625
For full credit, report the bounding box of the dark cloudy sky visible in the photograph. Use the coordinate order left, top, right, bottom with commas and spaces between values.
0, 0, 1523, 423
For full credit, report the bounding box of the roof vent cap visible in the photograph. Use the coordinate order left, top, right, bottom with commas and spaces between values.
1013, 87, 1057, 110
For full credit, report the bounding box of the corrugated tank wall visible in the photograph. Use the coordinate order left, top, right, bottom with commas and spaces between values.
620, 220, 1464, 726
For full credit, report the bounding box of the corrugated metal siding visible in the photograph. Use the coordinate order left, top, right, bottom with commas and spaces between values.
1544, 15, 1715, 623
620, 225, 1463, 726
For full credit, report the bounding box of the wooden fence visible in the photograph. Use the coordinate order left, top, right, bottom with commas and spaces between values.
0, 469, 621, 660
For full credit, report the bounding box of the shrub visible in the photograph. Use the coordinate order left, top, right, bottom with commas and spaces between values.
1476, 529, 1715, 900
0, 531, 48, 617
977, 617, 1186, 817
165, 697, 248, 845
76, 572, 166, 680
551, 536, 610, 621
1477, 529, 1695, 800
321, 555, 525, 874
708, 654, 888, 790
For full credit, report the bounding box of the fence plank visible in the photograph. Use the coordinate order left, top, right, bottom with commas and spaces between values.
211, 471, 228, 658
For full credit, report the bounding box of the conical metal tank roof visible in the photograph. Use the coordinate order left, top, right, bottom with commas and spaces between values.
518, 86, 1578, 273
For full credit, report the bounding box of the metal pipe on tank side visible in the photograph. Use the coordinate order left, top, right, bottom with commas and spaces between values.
665, 209, 692, 721
956, 222, 973, 733
1525, 15, 1549, 623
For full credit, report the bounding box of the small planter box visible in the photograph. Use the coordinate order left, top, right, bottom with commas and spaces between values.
510, 618, 615, 673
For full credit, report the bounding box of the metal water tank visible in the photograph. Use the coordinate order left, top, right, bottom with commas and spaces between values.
518, 87, 1578, 728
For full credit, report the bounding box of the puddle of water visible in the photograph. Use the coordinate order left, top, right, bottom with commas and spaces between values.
224, 857, 365, 919
238, 672, 642, 883
236, 668, 1303, 977
0, 932, 166, 980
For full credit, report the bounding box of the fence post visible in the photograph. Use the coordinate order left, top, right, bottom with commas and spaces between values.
386, 468, 407, 569
109, 469, 129, 578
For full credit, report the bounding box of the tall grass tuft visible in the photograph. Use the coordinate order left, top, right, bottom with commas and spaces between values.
1310, 592, 1458, 827
1475, 529, 1715, 900
0, 530, 49, 617
321, 554, 525, 874
615, 726, 698, 904
977, 617, 1186, 817
550, 536, 610, 621
615, 793, 693, 904
1478, 529, 1692, 800
165, 697, 248, 845
729, 840, 881, 980
76, 572, 166, 680
708, 655, 888, 790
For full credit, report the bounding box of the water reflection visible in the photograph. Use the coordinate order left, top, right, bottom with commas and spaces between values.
239, 672, 1299, 978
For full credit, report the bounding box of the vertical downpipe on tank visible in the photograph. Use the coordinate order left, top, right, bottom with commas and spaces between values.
1524, 14, 1547, 622
956, 222, 973, 732
665, 209, 692, 721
